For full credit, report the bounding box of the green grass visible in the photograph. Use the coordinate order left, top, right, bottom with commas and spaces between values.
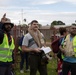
14, 52, 57, 75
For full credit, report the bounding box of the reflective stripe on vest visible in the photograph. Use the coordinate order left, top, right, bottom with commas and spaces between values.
0, 54, 12, 58
18, 46, 22, 51
0, 34, 15, 62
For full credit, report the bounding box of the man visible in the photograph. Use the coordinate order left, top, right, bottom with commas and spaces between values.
18, 32, 29, 73
60, 25, 76, 75
0, 14, 15, 75
22, 20, 48, 75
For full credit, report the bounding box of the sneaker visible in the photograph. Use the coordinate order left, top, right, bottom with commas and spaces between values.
26, 69, 30, 72
46, 54, 52, 60
20, 70, 24, 73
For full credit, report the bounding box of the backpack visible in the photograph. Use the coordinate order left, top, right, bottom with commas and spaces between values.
51, 37, 61, 53
19, 35, 24, 46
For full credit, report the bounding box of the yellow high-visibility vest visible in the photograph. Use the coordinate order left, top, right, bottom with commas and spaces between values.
73, 36, 76, 57
0, 34, 15, 62
62, 35, 76, 59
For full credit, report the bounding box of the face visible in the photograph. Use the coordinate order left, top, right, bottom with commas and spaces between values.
64, 31, 68, 37
31, 22, 39, 31
70, 26, 76, 35
4, 24, 12, 32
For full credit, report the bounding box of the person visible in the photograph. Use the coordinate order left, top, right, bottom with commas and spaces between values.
18, 33, 30, 73
57, 27, 68, 75
22, 20, 48, 75
0, 14, 15, 75
60, 25, 76, 75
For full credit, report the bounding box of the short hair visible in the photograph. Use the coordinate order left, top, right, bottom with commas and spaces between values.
59, 27, 67, 35
31, 20, 38, 25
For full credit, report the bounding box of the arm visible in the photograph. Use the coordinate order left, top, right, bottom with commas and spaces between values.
22, 45, 33, 52
22, 45, 41, 52
59, 45, 66, 56
59, 45, 65, 52
22, 34, 41, 52
1, 13, 6, 23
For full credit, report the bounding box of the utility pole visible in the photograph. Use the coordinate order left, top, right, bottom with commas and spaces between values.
21, 9, 23, 25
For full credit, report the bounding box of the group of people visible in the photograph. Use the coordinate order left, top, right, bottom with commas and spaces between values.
56, 26, 76, 75
0, 13, 76, 75
0, 14, 49, 75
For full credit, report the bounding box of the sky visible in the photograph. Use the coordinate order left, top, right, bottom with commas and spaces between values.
0, 0, 76, 26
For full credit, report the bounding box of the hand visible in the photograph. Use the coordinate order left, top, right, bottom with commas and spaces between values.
42, 43, 46, 47
3, 13, 6, 18
1, 13, 7, 23
33, 48, 41, 53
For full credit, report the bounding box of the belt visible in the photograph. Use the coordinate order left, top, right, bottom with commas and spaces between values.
29, 52, 41, 56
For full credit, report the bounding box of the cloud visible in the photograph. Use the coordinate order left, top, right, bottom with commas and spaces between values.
0, 0, 76, 26
0, 8, 76, 26
7, 10, 76, 25
64, 0, 76, 4
31, 0, 76, 5
0, 0, 61, 6
30, 0, 61, 5
0, 0, 76, 7
0, 0, 11, 7
35, 12, 76, 25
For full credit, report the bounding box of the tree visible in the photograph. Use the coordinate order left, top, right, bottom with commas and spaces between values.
72, 23, 76, 26
51, 21, 57, 26
72, 20, 76, 26
38, 24, 42, 28
51, 20, 65, 26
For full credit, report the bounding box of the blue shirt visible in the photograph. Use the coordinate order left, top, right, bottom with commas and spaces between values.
63, 57, 76, 63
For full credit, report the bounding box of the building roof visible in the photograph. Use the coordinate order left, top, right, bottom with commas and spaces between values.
54, 25, 71, 29
39, 26, 50, 29
39, 25, 71, 29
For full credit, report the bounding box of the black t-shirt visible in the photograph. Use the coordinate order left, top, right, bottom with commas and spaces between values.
0, 22, 4, 44
0, 29, 12, 45
0, 29, 4, 44
0, 22, 3, 29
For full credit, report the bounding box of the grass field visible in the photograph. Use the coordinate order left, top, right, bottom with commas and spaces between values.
14, 52, 58, 75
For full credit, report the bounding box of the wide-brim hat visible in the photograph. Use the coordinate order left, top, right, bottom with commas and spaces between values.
2, 18, 14, 28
